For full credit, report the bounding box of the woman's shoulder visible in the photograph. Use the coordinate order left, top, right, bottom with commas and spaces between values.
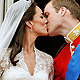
0, 48, 11, 61
0, 48, 11, 53
0, 48, 12, 77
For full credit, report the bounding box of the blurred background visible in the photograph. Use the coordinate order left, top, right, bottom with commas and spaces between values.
0, 0, 80, 58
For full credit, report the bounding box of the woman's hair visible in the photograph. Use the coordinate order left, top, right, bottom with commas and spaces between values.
52, 0, 80, 21
9, 3, 36, 66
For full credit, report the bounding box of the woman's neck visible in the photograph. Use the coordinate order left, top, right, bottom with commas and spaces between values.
22, 29, 37, 55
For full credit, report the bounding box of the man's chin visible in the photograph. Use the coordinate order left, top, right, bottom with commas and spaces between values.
48, 32, 59, 37
48, 29, 55, 36
48, 33, 54, 36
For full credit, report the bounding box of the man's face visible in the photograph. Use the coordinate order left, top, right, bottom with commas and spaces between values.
44, 1, 61, 36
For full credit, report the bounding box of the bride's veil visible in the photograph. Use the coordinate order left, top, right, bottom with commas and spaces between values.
0, 0, 32, 51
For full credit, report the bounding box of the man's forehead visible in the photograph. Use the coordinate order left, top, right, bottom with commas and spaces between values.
46, 2, 53, 9
44, 3, 53, 13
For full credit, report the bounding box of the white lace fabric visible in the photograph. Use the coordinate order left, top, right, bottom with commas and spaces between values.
0, 48, 54, 80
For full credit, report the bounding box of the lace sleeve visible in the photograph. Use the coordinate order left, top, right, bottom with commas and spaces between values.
35, 48, 54, 80
49, 57, 54, 80
0, 49, 11, 77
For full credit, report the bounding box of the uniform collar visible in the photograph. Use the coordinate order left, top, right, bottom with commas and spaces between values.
64, 22, 80, 43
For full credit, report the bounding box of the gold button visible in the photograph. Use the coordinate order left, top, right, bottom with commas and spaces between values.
71, 51, 74, 56
71, 45, 75, 50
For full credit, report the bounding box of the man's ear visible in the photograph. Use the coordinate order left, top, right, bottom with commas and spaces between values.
58, 7, 67, 17
25, 21, 33, 28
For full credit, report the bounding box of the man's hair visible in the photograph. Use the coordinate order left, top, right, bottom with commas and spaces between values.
52, 0, 80, 20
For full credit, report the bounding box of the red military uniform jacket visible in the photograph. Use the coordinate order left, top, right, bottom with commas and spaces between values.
54, 35, 80, 80
54, 22, 80, 80
54, 43, 71, 80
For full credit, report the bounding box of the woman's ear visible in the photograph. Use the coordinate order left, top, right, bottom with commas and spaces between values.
58, 7, 67, 17
25, 21, 33, 29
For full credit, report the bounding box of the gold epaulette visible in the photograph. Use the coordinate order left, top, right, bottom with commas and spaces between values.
65, 22, 80, 43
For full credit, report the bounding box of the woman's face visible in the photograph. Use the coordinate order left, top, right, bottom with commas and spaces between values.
32, 6, 48, 36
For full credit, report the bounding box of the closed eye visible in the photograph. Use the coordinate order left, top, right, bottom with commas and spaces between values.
40, 13, 45, 19
40, 15, 44, 18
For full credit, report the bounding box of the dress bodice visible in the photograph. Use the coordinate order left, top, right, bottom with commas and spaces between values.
0, 47, 54, 80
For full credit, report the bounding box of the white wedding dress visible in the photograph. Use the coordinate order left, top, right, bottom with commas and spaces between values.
0, 47, 54, 80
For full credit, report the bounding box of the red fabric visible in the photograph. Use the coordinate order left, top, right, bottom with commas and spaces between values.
54, 36, 80, 80
54, 44, 71, 80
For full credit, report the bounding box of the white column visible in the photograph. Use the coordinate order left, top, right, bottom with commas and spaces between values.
0, 0, 14, 27
5, 0, 14, 14
0, 0, 4, 27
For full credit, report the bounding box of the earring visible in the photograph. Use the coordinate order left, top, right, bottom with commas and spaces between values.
30, 27, 32, 32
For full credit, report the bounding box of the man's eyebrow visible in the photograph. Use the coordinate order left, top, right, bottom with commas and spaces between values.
44, 12, 50, 18
44, 12, 50, 15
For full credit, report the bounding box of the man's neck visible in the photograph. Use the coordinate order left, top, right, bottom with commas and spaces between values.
62, 19, 79, 37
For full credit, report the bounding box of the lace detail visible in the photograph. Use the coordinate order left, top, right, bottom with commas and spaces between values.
0, 47, 54, 80
0, 48, 12, 77
34, 48, 54, 80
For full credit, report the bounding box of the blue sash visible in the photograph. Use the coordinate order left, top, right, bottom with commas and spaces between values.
65, 43, 80, 80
